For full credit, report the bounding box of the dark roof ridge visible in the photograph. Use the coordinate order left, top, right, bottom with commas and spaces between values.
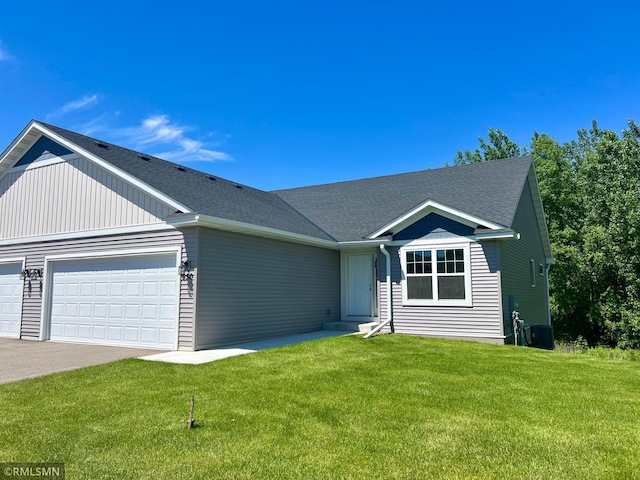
273, 155, 533, 193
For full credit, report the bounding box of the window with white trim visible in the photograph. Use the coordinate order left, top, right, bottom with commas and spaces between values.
401, 243, 472, 307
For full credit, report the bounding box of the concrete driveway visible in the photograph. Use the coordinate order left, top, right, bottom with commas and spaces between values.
0, 338, 164, 384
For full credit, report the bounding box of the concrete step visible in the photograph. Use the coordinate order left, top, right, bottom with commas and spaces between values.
322, 321, 378, 333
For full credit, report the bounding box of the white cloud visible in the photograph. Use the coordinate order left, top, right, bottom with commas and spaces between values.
122, 114, 232, 162
0, 40, 12, 61
47, 94, 99, 119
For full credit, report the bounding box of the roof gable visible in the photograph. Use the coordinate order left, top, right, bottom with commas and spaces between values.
274, 157, 533, 242
1, 121, 335, 243
0, 143, 174, 240
14, 136, 73, 168
393, 213, 476, 241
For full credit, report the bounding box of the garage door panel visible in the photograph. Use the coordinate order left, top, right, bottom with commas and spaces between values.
93, 325, 106, 339
50, 254, 177, 349
78, 324, 92, 338
0, 262, 23, 338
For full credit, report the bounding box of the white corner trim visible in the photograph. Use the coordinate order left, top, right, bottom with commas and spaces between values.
31, 123, 193, 214
0, 223, 177, 247
167, 214, 340, 249
368, 199, 505, 239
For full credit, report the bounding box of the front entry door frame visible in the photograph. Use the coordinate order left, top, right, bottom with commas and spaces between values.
341, 251, 377, 322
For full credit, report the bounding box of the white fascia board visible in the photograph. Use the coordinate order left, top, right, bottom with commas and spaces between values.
338, 239, 392, 250
368, 199, 505, 239
474, 230, 519, 241
0, 120, 42, 180
0, 223, 176, 247
167, 214, 340, 249
31, 122, 193, 214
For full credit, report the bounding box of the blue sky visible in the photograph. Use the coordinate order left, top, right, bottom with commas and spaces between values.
1, 1, 638, 190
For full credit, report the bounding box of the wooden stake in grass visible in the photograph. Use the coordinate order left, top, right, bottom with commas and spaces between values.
188, 396, 195, 428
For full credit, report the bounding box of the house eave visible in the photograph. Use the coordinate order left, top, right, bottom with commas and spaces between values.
473, 229, 519, 241
166, 213, 340, 249
337, 238, 392, 250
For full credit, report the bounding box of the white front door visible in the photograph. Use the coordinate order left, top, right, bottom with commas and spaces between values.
0, 263, 23, 338
348, 254, 373, 317
48, 254, 178, 349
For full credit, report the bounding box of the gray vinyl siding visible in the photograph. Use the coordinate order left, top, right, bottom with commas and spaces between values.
500, 175, 548, 338
0, 155, 172, 239
195, 228, 340, 348
0, 227, 195, 348
379, 240, 504, 340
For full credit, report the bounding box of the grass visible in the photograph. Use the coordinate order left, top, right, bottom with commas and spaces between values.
1, 335, 639, 479
555, 339, 640, 361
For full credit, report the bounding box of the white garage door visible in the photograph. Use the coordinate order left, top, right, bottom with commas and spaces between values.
49, 254, 178, 349
0, 262, 23, 338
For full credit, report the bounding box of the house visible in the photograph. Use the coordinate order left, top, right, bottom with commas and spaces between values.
0, 120, 552, 350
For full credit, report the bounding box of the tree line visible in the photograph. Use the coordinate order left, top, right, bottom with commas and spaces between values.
454, 121, 640, 349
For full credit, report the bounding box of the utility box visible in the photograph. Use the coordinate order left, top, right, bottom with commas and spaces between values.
530, 325, 554, 350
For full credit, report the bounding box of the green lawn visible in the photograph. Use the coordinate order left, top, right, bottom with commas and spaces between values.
1, 335, 639, 479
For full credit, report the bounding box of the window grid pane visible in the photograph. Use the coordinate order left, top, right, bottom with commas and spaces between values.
436, 249, 464, 275
406, 250, 432, 277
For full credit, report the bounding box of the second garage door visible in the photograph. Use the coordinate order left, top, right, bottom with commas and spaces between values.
0, 262, 23, 338
49, 254, 178, 349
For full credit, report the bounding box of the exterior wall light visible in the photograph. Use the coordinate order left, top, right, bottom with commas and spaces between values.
21, 268, 43, 280
179, 261, 194, 280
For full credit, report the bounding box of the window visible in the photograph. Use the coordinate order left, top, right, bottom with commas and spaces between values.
406, 250, 433, 299
401, 244, 472, 306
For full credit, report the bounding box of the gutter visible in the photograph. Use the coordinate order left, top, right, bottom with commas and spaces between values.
365, 244, 394, 338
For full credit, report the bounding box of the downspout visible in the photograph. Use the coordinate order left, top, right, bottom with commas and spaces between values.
365, 244, 394, 338
545, 264, 551, 325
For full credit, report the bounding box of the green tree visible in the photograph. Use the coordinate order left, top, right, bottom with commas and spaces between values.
452, 121, 640, 348
453, 127, 526, 165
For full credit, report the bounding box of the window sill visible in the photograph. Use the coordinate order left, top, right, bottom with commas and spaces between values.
402, 299, 473, 308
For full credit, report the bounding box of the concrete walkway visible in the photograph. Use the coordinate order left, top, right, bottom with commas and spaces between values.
140, 330, 352, 365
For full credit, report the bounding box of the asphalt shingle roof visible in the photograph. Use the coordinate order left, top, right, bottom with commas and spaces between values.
35, 121, 532, 244
38, 122, 335, 241
273, 157, 533, 242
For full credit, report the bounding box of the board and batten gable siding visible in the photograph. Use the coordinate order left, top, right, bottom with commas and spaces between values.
379, 240, 504, 341
0, 154, 173, 240
195, 228, 340, 349
499, 174, 548, 337
0, 227, 197, 349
